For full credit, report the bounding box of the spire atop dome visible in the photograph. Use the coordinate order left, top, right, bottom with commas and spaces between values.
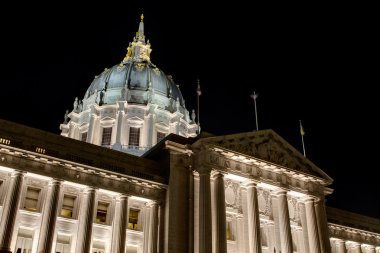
122, 13, 152, 64
137, 13, 145, 42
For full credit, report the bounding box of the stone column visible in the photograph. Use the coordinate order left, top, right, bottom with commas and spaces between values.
199, 171, 212, 253
245, 181, 261, 253
351, 243, 361, 253
336, 239, 346, 253
304, 197, 321, 253
211, 171, 227, 253
236, 214, 245, 253
148, 201, 159, 253
113, 101, 125, 150
111, 194, 129, 253
36, 179, 62, 253
366, 245, 376, 253
75, 187, 96, 253
143, 204, 151, 253
315, 198, 331, 253
158, 202, 165, 253
0, 171, 24, 253
86, 105, 97, 143
275, 190, 293, 253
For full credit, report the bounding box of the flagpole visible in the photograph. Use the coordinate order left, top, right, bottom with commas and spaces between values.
299, 120, 306, 157
196, 79, 201, 134
250, 91, 259, 131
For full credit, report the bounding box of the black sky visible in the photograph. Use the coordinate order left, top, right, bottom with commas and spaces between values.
0, 2, 378, 218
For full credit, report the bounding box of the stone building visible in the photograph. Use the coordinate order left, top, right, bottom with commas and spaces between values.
0, 15, 379, 253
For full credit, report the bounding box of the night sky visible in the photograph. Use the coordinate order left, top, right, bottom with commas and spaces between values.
0, 3, 378, 218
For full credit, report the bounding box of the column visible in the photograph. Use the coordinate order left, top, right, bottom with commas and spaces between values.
351, 243, 361, 253
366, 245, 376, 253
158, 202, 165, 253
275, 190, 293, 253
0, 171, 24, 253
336, 239, 346, 253
111, 194, 129, 253
143, 204, 151, 253
304, 197, 321, 253
37, 179, 62, 253
211, 171, 227, 253
113, 101, 125, 150
199, 171, 212, 253
236, 214, 245, 253
75, 187, 96, 253
86, 105, 97, 143
149, 201, 159, 253
245, 181, 261, 253
315, 198, 331, 253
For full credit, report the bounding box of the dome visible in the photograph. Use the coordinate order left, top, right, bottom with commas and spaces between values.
83, 62, 186, 114
60, 14, 198, 156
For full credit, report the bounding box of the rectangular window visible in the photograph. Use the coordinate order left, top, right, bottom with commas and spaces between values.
156, 132, 166, 143
55, 234, 70, 253
101, 127, 112, 146
226, 220, 235, 241
15, 228, 33, 253
128, 209, 140, 230
24, 187, 41, 211
81, 132, 87, 142
96, 202, 109, 224
60, 195, 76, 218
128, 127, 140, 146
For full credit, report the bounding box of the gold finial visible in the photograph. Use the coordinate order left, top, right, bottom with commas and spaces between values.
141, 13, 144, 22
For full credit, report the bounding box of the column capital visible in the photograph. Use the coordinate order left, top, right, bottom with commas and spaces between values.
210, 169, 227, 179
116, 194, 130, 200
241, 179, 258, 188
49, 178, 63, 185
302, 196, 316, 203
273, 188, 288, 196
145, 200, 158, 207
11, 170, 25, 177
83, 187, 97, 194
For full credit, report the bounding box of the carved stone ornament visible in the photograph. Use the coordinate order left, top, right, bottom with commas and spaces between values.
206, 130, 328, 179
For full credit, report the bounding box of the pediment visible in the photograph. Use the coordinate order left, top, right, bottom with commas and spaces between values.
199, 129, 332, 182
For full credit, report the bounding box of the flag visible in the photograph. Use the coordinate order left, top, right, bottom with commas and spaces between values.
300, 120, 305, 136
196, 80, 202, 96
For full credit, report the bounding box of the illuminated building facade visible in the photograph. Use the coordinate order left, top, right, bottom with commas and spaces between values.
0, 16, 379, 253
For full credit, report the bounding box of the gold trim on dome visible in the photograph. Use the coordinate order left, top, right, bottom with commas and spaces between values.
135, 63, 145, 71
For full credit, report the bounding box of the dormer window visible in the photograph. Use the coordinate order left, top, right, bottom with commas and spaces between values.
129, 127, 140, 146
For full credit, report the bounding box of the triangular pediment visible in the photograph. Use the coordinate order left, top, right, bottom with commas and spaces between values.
198, 129, 332, 182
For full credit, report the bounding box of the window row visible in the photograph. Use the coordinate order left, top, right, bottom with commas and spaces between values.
17, 187, 141, 228
80, 127, 167, 146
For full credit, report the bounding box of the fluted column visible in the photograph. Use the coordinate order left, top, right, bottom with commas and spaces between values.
199, 171, 212, 253
0, 171, 24, 253
304, 197, 321, 253
86, 105, 97, 143
351, 243, 361, 253
143, 204, 151, 253
211, 171, 227, 253
336, 239, 346, 253
366, 245, 376, 253
147, 201, 158, 253
37, 179, 62, 253
236, 214, 245, 253
315, 198, 331, 253
75, 187, 96, 253
158, 202, 165, 253
275, 190, 293, 253
111, 194, 129, 253
113, 102, 125, 150
245, 181, 261, 253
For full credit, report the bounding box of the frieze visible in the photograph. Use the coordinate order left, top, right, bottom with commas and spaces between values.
329, 224, 380, 245
0, 149, 166, 202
